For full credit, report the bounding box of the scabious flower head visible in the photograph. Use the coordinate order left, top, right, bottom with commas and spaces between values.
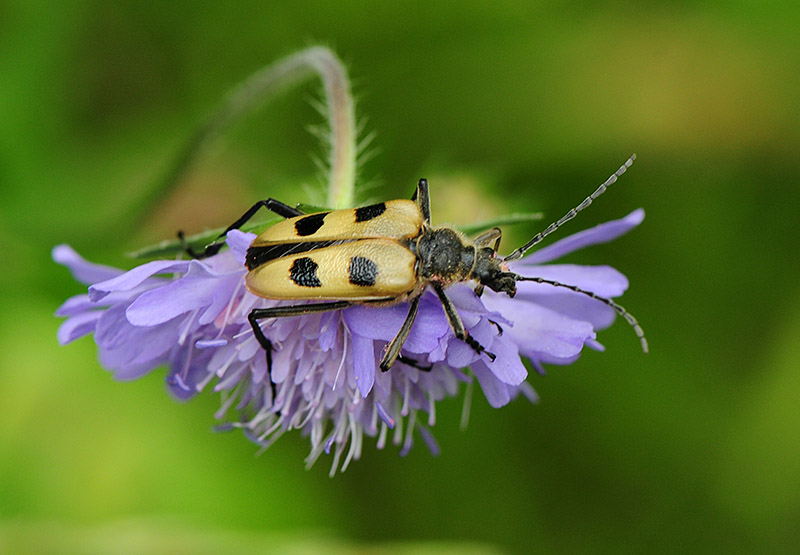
54, 208, 644, 474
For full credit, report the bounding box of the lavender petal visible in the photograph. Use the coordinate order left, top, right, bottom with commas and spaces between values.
52, 245, 124, 285
519, 208, 644, 265
89, 260, 190, 301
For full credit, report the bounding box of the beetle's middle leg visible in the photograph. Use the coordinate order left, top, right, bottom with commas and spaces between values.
247, 301, 353, 351
248, 301, 353, 400
433, 283, 496, 362
379, 295, 421, 372
247, 307, 275, 388
247, 302, 354, 360
180, 198, 306, 259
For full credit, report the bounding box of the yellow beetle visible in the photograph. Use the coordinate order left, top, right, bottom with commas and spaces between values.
185, 155, 647, 372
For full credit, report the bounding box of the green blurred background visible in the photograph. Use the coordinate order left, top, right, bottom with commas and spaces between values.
2, 2, 799, 553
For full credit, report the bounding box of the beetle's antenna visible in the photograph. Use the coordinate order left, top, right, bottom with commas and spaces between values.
504, 154, 636, 262
513, 274, 648, 353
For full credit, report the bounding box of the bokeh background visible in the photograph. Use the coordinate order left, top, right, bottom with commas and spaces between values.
2, 2, 799, 553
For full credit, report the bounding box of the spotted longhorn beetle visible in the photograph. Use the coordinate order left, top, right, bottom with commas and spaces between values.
183, 154, 647, 373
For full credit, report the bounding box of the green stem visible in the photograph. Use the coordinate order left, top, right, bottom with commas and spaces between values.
129, 46, 357, 228
312, 49, 357, 209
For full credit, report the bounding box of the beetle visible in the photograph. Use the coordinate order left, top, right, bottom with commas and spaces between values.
183, 154, 647, 373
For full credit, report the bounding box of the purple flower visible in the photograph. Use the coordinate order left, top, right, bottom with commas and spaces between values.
54, 208, 644, 473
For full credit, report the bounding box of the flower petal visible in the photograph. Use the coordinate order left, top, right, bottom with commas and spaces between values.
446, 334, 475, 368
57, 311, 101, 344
52, 245, 124, 285
513, 264, 629, 298
445, 283, 489, 314
471, 361, 512, 408
317, 312, 339, 352
483, 334, 527, 385
126, 263, 229, 326
55, 294, 95, 317
343, 303, 409, 343
226, 230, 256, 264
351, 333, 375, 397
402, 294, 451, 353
89, 260, 190, 301
482, 293, 595, 362
196, 338, 228, 348
94, 304, 135, 350
198, 276, 243, 325
519, 208, 644, 264
526, 292, 617, 331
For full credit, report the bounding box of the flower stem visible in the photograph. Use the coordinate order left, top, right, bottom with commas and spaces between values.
310, 49, 357, 209
129, 46, 357, 228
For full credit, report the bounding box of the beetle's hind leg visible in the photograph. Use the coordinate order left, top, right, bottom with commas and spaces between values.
433, 283, 496, 362
247, 301, 353, 355
180, 198, 306, 259
246, 308, 276, 399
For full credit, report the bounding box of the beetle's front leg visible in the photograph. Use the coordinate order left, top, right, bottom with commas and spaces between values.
432, 283, 496, 362
411, 178, 431, 223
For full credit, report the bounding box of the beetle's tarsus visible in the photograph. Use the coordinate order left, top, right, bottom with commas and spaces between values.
462, 332, 493, 361
178, 230, 216, 259
397, 354, 433, 372
488, 319, 503, 336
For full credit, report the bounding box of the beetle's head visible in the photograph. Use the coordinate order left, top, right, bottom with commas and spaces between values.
472, 247, 517, 297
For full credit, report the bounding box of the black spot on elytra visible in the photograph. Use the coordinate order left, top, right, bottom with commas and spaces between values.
290, 257, 322, 287
355, 203, 386, 223
295, 212, 328, 236
348, 256, 378, 287
246, 241, 338, 270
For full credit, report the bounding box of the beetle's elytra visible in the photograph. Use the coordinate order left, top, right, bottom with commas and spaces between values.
184, 155, 647, 373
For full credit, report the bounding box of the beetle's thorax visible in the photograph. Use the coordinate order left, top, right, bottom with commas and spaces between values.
415, 226, 473, 285
415, 226, 517, 296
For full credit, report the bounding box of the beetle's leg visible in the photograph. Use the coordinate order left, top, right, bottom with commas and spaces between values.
471, 228, 502, 299
248, 301, 352, 327
411, 178, 431, 223
397, 355, 432, 372
181, 198, 306, 259
245, 307, 276, 396
178, 230, 204, 259
472, 227, 502, 252
248, 301, 351, 405
264, 199, 306, 219
379, 295, 421, 371
488, 319, 503, 336
247, 302, 353, 370
433, 283, 496, 362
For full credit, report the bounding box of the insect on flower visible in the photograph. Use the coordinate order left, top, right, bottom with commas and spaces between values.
53, 45, 648, 472
181, 154, 648, 377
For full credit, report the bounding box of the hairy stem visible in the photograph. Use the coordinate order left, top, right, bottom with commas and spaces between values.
130, 46, 357, 228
